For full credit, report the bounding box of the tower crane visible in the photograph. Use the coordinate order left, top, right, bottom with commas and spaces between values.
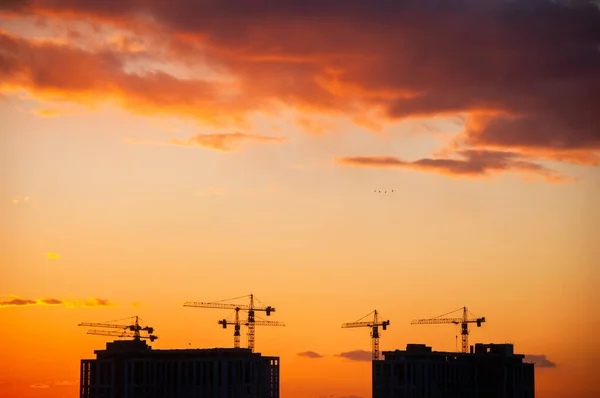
218, 308, 285, 348
184, 294, 281, 352
219, 307, 243, 348
342, 310, 390, 360
78, 316, 158, 342
411, 306, 485, 353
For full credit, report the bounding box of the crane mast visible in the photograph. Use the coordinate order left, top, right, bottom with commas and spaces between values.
411, 306, 486, 353
342, 309, 390, 360
219, 308, 242, 348
248, 294, 255, 351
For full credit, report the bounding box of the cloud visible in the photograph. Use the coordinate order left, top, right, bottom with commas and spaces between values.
12, 196, 31, 204
54, 381, 78, 387
0, 296, 115, 308
88, 298, 112, 307
336, 150, 572, 182
31, 108, 71, 117
0, 0, 598, 174
295, 117, 335, 135
41, 298, 62, 305
168, 132, 285, 151
45, 252, 60, 259
524, 354, 557, 368
456, 114, 600, 166
129, 133, 286, 151
336, 350, 372, 362
0, 30, 246, 125
30, 384, 50, 389
1, 298, 36, 306
297, 351, 324, 359
320, 395, 363, 398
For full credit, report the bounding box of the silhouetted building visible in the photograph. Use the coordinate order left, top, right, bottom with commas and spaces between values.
80, 339, 279, 398
373, 343, 534, 398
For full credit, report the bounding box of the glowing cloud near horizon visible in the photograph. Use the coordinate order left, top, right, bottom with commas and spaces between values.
0, 296, 116, 309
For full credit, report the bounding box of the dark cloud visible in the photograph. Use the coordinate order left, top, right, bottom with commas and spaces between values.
524, 354, 557, 368
0, 0, 598, 171
297, 351, 324, 359
0, 296, 114, 308
82, 298, 113, 307
30, 384, 50, 389
41, 298, 62, 305
0, 298, 36, 306
0, 0, 32, 12
461, 111, 600, 166
337, 150, 570, 182
336, 350, 372, 362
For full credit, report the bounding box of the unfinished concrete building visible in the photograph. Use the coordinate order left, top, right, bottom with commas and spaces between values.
80, 339, 279, 398
373, 343, 534, 398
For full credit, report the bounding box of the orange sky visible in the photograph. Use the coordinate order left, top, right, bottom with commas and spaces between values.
1, 1, 599, 397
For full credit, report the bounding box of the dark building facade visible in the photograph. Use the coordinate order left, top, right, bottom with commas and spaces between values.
373, 343, 534, 398
80, 340, 279, 398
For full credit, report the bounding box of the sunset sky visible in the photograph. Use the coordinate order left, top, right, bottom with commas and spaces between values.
1, 0, 599, 397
